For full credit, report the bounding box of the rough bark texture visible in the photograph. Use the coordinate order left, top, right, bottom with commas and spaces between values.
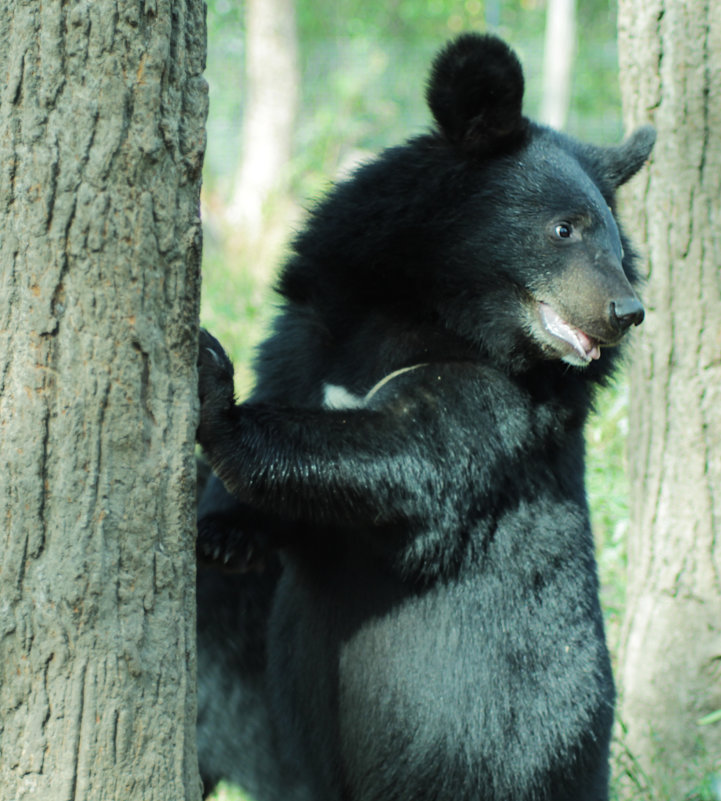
0, 2, 207, 800
617, 1, 721, 795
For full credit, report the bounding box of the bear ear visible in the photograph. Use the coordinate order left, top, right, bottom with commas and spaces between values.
426, 33, 527, 156
598, 125, 656, 188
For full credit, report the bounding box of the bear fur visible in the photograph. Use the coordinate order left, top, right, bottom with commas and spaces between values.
196, 32, 655, 801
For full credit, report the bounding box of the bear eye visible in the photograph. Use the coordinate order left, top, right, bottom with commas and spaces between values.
554, 222, 573, 239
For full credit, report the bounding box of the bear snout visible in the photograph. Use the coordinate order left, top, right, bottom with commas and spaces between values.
609, 297, 645, 332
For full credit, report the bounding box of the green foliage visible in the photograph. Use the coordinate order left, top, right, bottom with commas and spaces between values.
203, 0, 624, 202
296, 0, 485, 41
199, 230, 277, 398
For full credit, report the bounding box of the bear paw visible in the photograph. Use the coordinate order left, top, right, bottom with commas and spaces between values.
197, 512, 270, 573
197, 328, 236, 452
198, 328, 235, 409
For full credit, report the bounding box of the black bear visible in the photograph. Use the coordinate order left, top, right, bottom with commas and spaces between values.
196, 32, 655, 801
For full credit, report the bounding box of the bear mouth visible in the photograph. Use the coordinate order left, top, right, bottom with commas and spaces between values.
537, 302, 601, 364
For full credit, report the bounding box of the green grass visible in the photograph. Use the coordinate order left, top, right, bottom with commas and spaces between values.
207, 781, 254, 801
586, 377, 631, 651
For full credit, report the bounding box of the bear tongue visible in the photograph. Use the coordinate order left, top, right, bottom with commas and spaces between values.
538, 302, 601, 362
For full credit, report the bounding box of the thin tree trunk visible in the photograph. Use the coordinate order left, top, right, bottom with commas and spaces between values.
0, 2, 207, 800
225, 0, 299, 235
540, 0, 576, 130
616, 1, 721, 795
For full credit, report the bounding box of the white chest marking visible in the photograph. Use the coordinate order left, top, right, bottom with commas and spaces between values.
322, 364, 428, 410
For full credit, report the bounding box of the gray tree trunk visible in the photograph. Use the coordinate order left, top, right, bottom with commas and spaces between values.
616, 1, 721, 796
0, 2, 207, 800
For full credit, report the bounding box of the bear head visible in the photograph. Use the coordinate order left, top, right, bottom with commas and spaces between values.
281, 33, 656, 379
424, 33, 655, 372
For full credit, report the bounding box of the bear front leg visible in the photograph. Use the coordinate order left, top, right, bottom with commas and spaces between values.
196, 329, 448, 530
197, 330, 275, 571
196, 332, 521, 538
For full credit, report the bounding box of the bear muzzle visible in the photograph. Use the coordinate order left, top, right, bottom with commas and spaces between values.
536, 289, 644, 366
532, 251, 646, 365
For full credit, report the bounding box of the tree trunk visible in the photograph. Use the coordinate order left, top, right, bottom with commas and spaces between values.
540, 0, 576, 130
617, 1, 721, 796
225, 0, 299, 235
0, 2, 207, 800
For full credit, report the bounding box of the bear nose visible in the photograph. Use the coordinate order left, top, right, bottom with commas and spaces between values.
610, 297, 645, 332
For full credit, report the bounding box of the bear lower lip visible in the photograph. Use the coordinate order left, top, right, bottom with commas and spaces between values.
538, 302, 601, 362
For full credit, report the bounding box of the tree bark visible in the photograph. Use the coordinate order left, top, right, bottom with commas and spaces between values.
225, 0, 299, 235
0, 2, 206, 800
617, 1, 721, 795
